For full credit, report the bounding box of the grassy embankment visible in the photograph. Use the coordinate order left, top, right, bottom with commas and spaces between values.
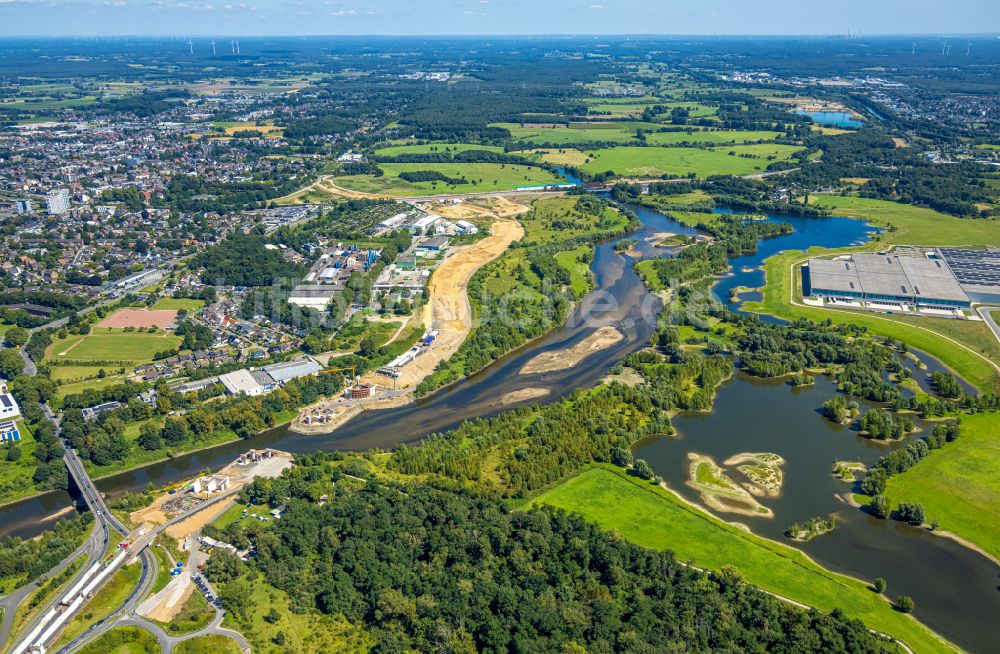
533, 465, 957, 654
52, 562, 143, 650
885, 412, 1000, 562
742, 195, 1000, 392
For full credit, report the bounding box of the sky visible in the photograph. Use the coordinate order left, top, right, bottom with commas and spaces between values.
0, 0, 997, 37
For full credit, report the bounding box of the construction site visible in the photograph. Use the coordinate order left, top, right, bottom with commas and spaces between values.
290, 207, 529, 435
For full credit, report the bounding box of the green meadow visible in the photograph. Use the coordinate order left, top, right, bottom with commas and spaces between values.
578, 144, 803, 178
532, 465, 956, 654
886, 412, 1000, 561
337, 163, 565, 196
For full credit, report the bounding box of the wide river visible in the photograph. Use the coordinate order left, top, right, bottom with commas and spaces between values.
3, 202, 998, 651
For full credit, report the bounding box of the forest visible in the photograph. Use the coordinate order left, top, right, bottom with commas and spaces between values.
209, 468, 897, 654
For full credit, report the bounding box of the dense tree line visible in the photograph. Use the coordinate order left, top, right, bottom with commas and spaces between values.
192, 229, 305, 287
0, 513, 92, 590
210, 473, 896, 654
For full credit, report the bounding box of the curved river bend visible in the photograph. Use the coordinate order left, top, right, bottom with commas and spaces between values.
3, 202, 998, 651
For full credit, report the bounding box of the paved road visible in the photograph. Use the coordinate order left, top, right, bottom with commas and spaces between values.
0, 521, 105, 649
976, 306, 1000, 349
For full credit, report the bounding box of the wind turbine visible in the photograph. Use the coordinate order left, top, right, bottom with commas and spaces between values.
941, 42, 948, 56
231, 39, 236, 54
188, 39, 193, 55
911, 42, 916, 55
966, 41, 972, 56
235, 40, 240, 55
211, 40, 216, 55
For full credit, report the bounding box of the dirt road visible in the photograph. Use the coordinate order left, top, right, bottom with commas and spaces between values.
367, 216, 526, 389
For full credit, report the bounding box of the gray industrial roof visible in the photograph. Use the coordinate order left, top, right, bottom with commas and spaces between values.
809, 252, 970, 303
808, 258, 862, 293
263, 357, 322, 383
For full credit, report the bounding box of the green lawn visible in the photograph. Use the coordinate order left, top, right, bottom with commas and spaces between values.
174, 634, 243, 654
577, 144, 803, 178
886, 412, 1000, 561
77, 626, 160, 654
532, 465, 956, 654
337, 163, 565, 197
374, 142, 504, 157
743, 248, 1000, 392
811, 195, 1000, 247
581, 99, 719, 119
211, 501, 248, 529
45, 330, 182, 364
152, 297, 206, 311
554, 246, 594, 296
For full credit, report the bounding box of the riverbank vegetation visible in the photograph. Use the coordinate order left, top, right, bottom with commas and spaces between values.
0, 513, 91, 593
414, 196, 635, 396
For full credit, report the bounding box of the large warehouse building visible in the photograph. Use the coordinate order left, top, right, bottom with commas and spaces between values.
806, 252, 972, 309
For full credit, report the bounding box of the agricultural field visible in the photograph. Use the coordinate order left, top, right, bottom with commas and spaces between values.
532, 465, 954, 654
45, 329, 182, 364
374, 142, 504, 157
336, 163, 565, 197
645, 129, 785, 146
493, 121, 664, 144
577, 144, 803, 178
811, 195, 1000, 246
885, 412, 1000, 561
581, 99, 718, 119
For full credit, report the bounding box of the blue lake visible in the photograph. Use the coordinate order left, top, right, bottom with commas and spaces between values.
796, 109, 863, 128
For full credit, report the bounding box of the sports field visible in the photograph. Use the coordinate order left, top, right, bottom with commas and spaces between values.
45, 330, 182, 363
886, 412, 1000, 561
97, 308, 178, 329
577, 144, 803, 178
336, 163, 565, 197
532, 465, 954, 654
152, 297, 206, 312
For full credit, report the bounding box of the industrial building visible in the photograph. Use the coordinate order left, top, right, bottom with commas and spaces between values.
288, 284, 343, 311
219, 357, 322, 396
937, 247, 1000, 303
807, 252, 972, 310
